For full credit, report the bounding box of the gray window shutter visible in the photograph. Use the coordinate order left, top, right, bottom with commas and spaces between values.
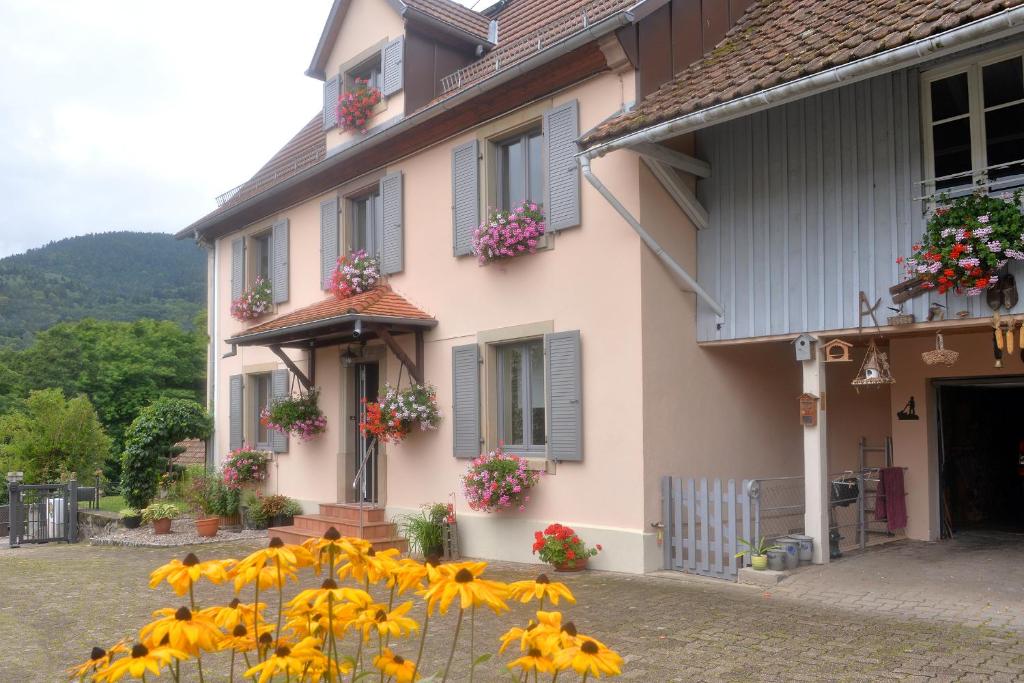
452, 343, 480, 458
543, 99, 581, 232
271, 218, 289, 304
270, 369, 290, 453
451, 140, 479, 256
229, 374, 244, 451
320, 197, 339, 290
379, 171, 403, 275
323, 75, 340, 130
230, 237, 245, 300
545, 330, 582, 461
381, 37, 404, 97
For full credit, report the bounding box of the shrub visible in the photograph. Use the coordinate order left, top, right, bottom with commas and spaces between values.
245, 493, 302, 529
472, 201, 546, 265
461, 446, 540, 513
222, 446, 271, 490
261, 389, 327, 442
359, 384, 441, 444
330, 249, 380, 299
533, 523, 601, 568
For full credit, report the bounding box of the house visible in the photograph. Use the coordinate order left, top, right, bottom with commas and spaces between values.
180, 0, 1024, 576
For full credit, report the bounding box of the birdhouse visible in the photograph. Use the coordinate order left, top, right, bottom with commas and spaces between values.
852, 339, 895, 387
798, 393, 819, 427
820, 338, 853, 363
793, 334, 816, 361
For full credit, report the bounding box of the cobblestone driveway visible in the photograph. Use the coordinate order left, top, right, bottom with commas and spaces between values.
1, 538, 1022, 681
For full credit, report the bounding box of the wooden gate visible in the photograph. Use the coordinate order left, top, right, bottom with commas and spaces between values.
661, 477, 752, 580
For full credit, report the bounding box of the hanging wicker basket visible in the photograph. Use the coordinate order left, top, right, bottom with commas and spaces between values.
921, 332, 959, 366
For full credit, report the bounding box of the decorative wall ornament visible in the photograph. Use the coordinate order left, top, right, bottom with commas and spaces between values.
921, 332, 959, 367
859, 291, 881, 332
798, 393, 820, 427
852, 339, 894, 387
820, 339, 853, 363
896, 397, 919, 421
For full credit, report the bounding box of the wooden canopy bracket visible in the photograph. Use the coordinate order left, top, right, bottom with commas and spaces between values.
269, 344, 315, 390
374, 325, 425, 385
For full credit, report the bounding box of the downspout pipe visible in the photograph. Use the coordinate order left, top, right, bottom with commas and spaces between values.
583, 5, 1024, 159
579, 155, 726, 322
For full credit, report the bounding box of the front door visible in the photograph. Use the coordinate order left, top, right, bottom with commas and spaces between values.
355, 362, 380, 504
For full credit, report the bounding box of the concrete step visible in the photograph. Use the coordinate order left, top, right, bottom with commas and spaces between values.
318, 503, 387, 524
268, 524, 407, 553
292, 514, 397, 539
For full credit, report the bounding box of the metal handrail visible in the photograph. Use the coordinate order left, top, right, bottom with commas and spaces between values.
351, 437, 378, 539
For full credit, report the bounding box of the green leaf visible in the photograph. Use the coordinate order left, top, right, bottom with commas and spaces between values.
473, 653, 493, 666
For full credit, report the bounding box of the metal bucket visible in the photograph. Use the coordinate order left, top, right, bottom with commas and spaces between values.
776, 536, 800, 570
766, 548, 786, 571
789, 534, 814, 562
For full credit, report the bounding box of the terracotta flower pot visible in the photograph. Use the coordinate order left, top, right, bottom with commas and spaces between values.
195, 517, 219, 538
553, 558, 587, 572
152, 518, 172, 535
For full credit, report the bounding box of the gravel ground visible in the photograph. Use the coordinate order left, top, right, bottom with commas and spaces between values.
90, 517, 268, 547
1, 541, 1022, 681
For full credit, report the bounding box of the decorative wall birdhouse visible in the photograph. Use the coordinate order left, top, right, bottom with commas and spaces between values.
852, 339, 895, 387
793, 334, 816, 361
820, 339, 853, 363
798, 393, 819, 427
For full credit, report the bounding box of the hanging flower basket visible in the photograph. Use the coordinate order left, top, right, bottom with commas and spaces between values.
330, 249, 381, 299
472, 202, 546, 265
261, 388, 327, 442
337, 78, 382, 134
898, 190, 1024, 296
461, 446, 540, 513
230, 277, 273, 321
359, 384, 441, 444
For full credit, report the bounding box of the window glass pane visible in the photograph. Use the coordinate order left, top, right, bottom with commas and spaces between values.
352, 193, 377, 253
528, 133, 543, 205
930, 73, 970, 121
528, 341, 545, 447
252, 235, 270, 283
932, 118, 973, 189
500, 346, 524, 445
986, 103, 1024, 180
255, 375, 270, 445
501, 139, 524, 210
983, 58, 1024, 108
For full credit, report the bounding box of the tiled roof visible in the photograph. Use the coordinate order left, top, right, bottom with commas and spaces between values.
173, 439, 206, 466
581, 0, 1024, 147
405, 0, 490, 40
235, 285, 434, 340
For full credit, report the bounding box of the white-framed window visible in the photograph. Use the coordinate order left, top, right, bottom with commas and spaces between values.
248, 231, 271, 287
349, 188, 382, 258
496, 128, 544, 211
922, 48, 1024, 193
496, 339, 546, 453
249, 372, 272, 449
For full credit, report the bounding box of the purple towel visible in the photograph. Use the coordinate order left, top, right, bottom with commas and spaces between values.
874, 467, 907, 532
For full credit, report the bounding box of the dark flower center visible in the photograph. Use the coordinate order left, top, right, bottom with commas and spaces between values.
455, 568, 474, 583
232, 624, 247, 637
536, 573, 550, 584
375, 609, 388, 622
581, 640, 599, 655
394, 655, 405, 665
275, 646, 291, 658
269, 537, 284, 548
367, 548, 376, 557
562, 622, 578, 637
182, 552, 200, 567
175, 607, 192, 621
321, 578, 338, 590
529, 648, 543, 658
324, 527, 341, 541
90, 647, 106, 661
228, 598, 241, 609
131, 644, 149, 659
159, 635, 170, 646
259, 633, 274, 646
426, 557, 441, 567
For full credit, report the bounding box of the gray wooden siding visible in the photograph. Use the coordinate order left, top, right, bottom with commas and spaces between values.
693, 68, 977, 342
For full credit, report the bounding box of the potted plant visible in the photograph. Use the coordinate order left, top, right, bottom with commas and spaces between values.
230, 276, 273, 321
214, 480, 242, 529
471, 201, 546, 265
141, 502, 180, 535
119, 507, 142, 530
222, 446, 271, 492
330, 249, 381, 299
461, 446, 540, 513
245, 494, 302, 529
185, 472, 222, 538
359, 384, 442, 444
261, 389, 327, 442
398, 503, 448, 559
532, 523, 601, 572
735, 536, 777, 571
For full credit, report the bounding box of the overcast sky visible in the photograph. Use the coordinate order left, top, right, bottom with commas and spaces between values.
0, 0, 419, 258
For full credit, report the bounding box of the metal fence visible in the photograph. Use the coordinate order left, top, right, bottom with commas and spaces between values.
7, 481, 79, 547
0, 504, 8, 538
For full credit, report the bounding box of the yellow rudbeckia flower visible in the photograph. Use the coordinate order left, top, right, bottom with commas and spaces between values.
243, 642, 308, 683
148, 553, 232, 596
337, 544, 401, 585
66, 640, 128, 681
201, 598, 265, 630
553, 637, 624, 678
373, 647, 420, 682
422, 562, 508, 615
356, 600, 419, 640
507, 573, 576, 606
508, 647, 556, 675
498, 620, 539, 654
139, 606, 222, 656
91, 643, 187, 682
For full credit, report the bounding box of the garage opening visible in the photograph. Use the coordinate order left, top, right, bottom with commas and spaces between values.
937, 378, 1024, 537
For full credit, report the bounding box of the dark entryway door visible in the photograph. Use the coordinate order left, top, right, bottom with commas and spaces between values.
355, 362, 380, 504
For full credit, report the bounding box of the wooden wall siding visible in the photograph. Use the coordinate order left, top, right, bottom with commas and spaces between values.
694, 69, 937, 342
404, 29, 477, 114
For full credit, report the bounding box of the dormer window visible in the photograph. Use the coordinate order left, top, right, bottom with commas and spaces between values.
346, 54, 382, 92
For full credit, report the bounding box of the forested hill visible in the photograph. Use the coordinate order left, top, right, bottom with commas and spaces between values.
0, 232, 205, 347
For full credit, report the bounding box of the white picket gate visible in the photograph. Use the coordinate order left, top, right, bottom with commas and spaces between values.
661, 477, 754, 580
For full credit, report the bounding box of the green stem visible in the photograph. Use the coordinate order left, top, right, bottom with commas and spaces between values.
440, 608, 464, 683
230, 650, 235, 683
411, 605, 430, 681
551, 672, 558, 682
469, 605, 476, 683
253, 582, 262, 661
378, 632, 385, 683
352, 635, 364, 683
196, 656, 205, 683
581, 673, 589, 683
276, 557, 284, 648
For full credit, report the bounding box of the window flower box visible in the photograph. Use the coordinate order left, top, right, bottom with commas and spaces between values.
472, 202, 546, 265
359, 384, 441, 444
461, 446, 540, 513
222, 446, 271, 490
337, 78, 382, 134
261, 388, 327, 442
230, 277, 272, 321
330, 249, 381, 299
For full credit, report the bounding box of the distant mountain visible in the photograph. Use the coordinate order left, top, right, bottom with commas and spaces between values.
0, 232, 205, 347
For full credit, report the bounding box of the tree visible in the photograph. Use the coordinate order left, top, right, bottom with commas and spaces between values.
0, 389, 110, 484
120, 398, 211, 509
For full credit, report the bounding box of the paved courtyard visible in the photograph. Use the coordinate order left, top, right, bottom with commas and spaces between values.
0, 535, 1022, 681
